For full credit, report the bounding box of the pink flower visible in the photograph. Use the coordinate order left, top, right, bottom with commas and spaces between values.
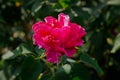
32, 13, 86, 63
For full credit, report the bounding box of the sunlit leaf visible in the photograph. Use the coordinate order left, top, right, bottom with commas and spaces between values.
13, 43, 33, 55
107, 0, 120, 5
0, 70, 6, 80
111, 34, 120, 53
67, 58, 76, 63
59, 0, 71, 8
2, 50, 14, 60
62, 64, 71, 74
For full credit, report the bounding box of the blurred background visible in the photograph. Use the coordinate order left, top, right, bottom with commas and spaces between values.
0, 0, 120, 80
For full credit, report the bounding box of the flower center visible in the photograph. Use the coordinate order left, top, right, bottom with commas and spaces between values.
43, 35, 59, 47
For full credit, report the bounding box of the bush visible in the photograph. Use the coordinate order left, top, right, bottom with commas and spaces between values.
0, 0, 120, 80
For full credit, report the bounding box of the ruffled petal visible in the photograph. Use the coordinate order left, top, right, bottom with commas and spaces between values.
65, 48, 76, 57
32, 21, 52, 49
51, 27, 70, 43
70, 23, 86, 38
44, 16, 57, 27
32, 13, 86, 63
32, 21, 45, 32
33, 33, 45, 48
46, 51, 61, 63
58, 13, 70, 26
76, 39, 84, 46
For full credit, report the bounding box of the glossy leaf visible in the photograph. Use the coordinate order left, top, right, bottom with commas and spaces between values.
111, 34, 120, 53
59, 0, 71, 8
62, 64, 71, 74
19, 56, 43, 80
34, 46, 44, 55
72, 64, 91, 80
13, 43, 33, 55
55, 66, 70, 80
72, 76, 81, 80
80, 53, 104, 76
107, 0, 120, 5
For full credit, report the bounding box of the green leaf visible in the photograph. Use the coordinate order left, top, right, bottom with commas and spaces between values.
59, 0, 71, 8
80, 53, 104, 76
40, 72, 52, 80
55, 66, 70, 80
2, 50, 14, 60
60, 55, 67, 64
67, 58, 76, 63
0, 70, 6, 80
31, 0, 44, 13
0, 60, 4, 69
0, 17, 5, 23
72, 64, 91, 80
107, 0, 120, 5
13, 43, 33, 55
3, 55, 25, 80
35, 46, 44, 55
89, 31, 105, 59
72, 76, 81, 80
111, 34, 120, 53
62, 64, 71, 74
19, 56, 43, 80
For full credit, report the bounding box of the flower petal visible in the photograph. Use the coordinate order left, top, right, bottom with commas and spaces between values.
44, 16, 57, 27
76, 39, 84, 46
70, 23, 86, 38
51, 27, 70, 43
46, 51, 61, 63
58, 13, 70, 26
32, 21, 45, 32
32, 13, 87, 63
65, 48, 76, 57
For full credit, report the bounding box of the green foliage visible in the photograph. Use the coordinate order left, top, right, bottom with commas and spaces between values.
71, 64, 91, 80
59, 0, 71, 8
34, 47, 45, 56
62, 64, 71, 74
19, 56, 43, 80
111, 34, 120, 53
80, 53, 103, 76
13, 43, 33, 55
0, 0, 120, 80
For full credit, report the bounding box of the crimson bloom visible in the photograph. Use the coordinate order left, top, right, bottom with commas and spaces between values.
32, 13, 86, 63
